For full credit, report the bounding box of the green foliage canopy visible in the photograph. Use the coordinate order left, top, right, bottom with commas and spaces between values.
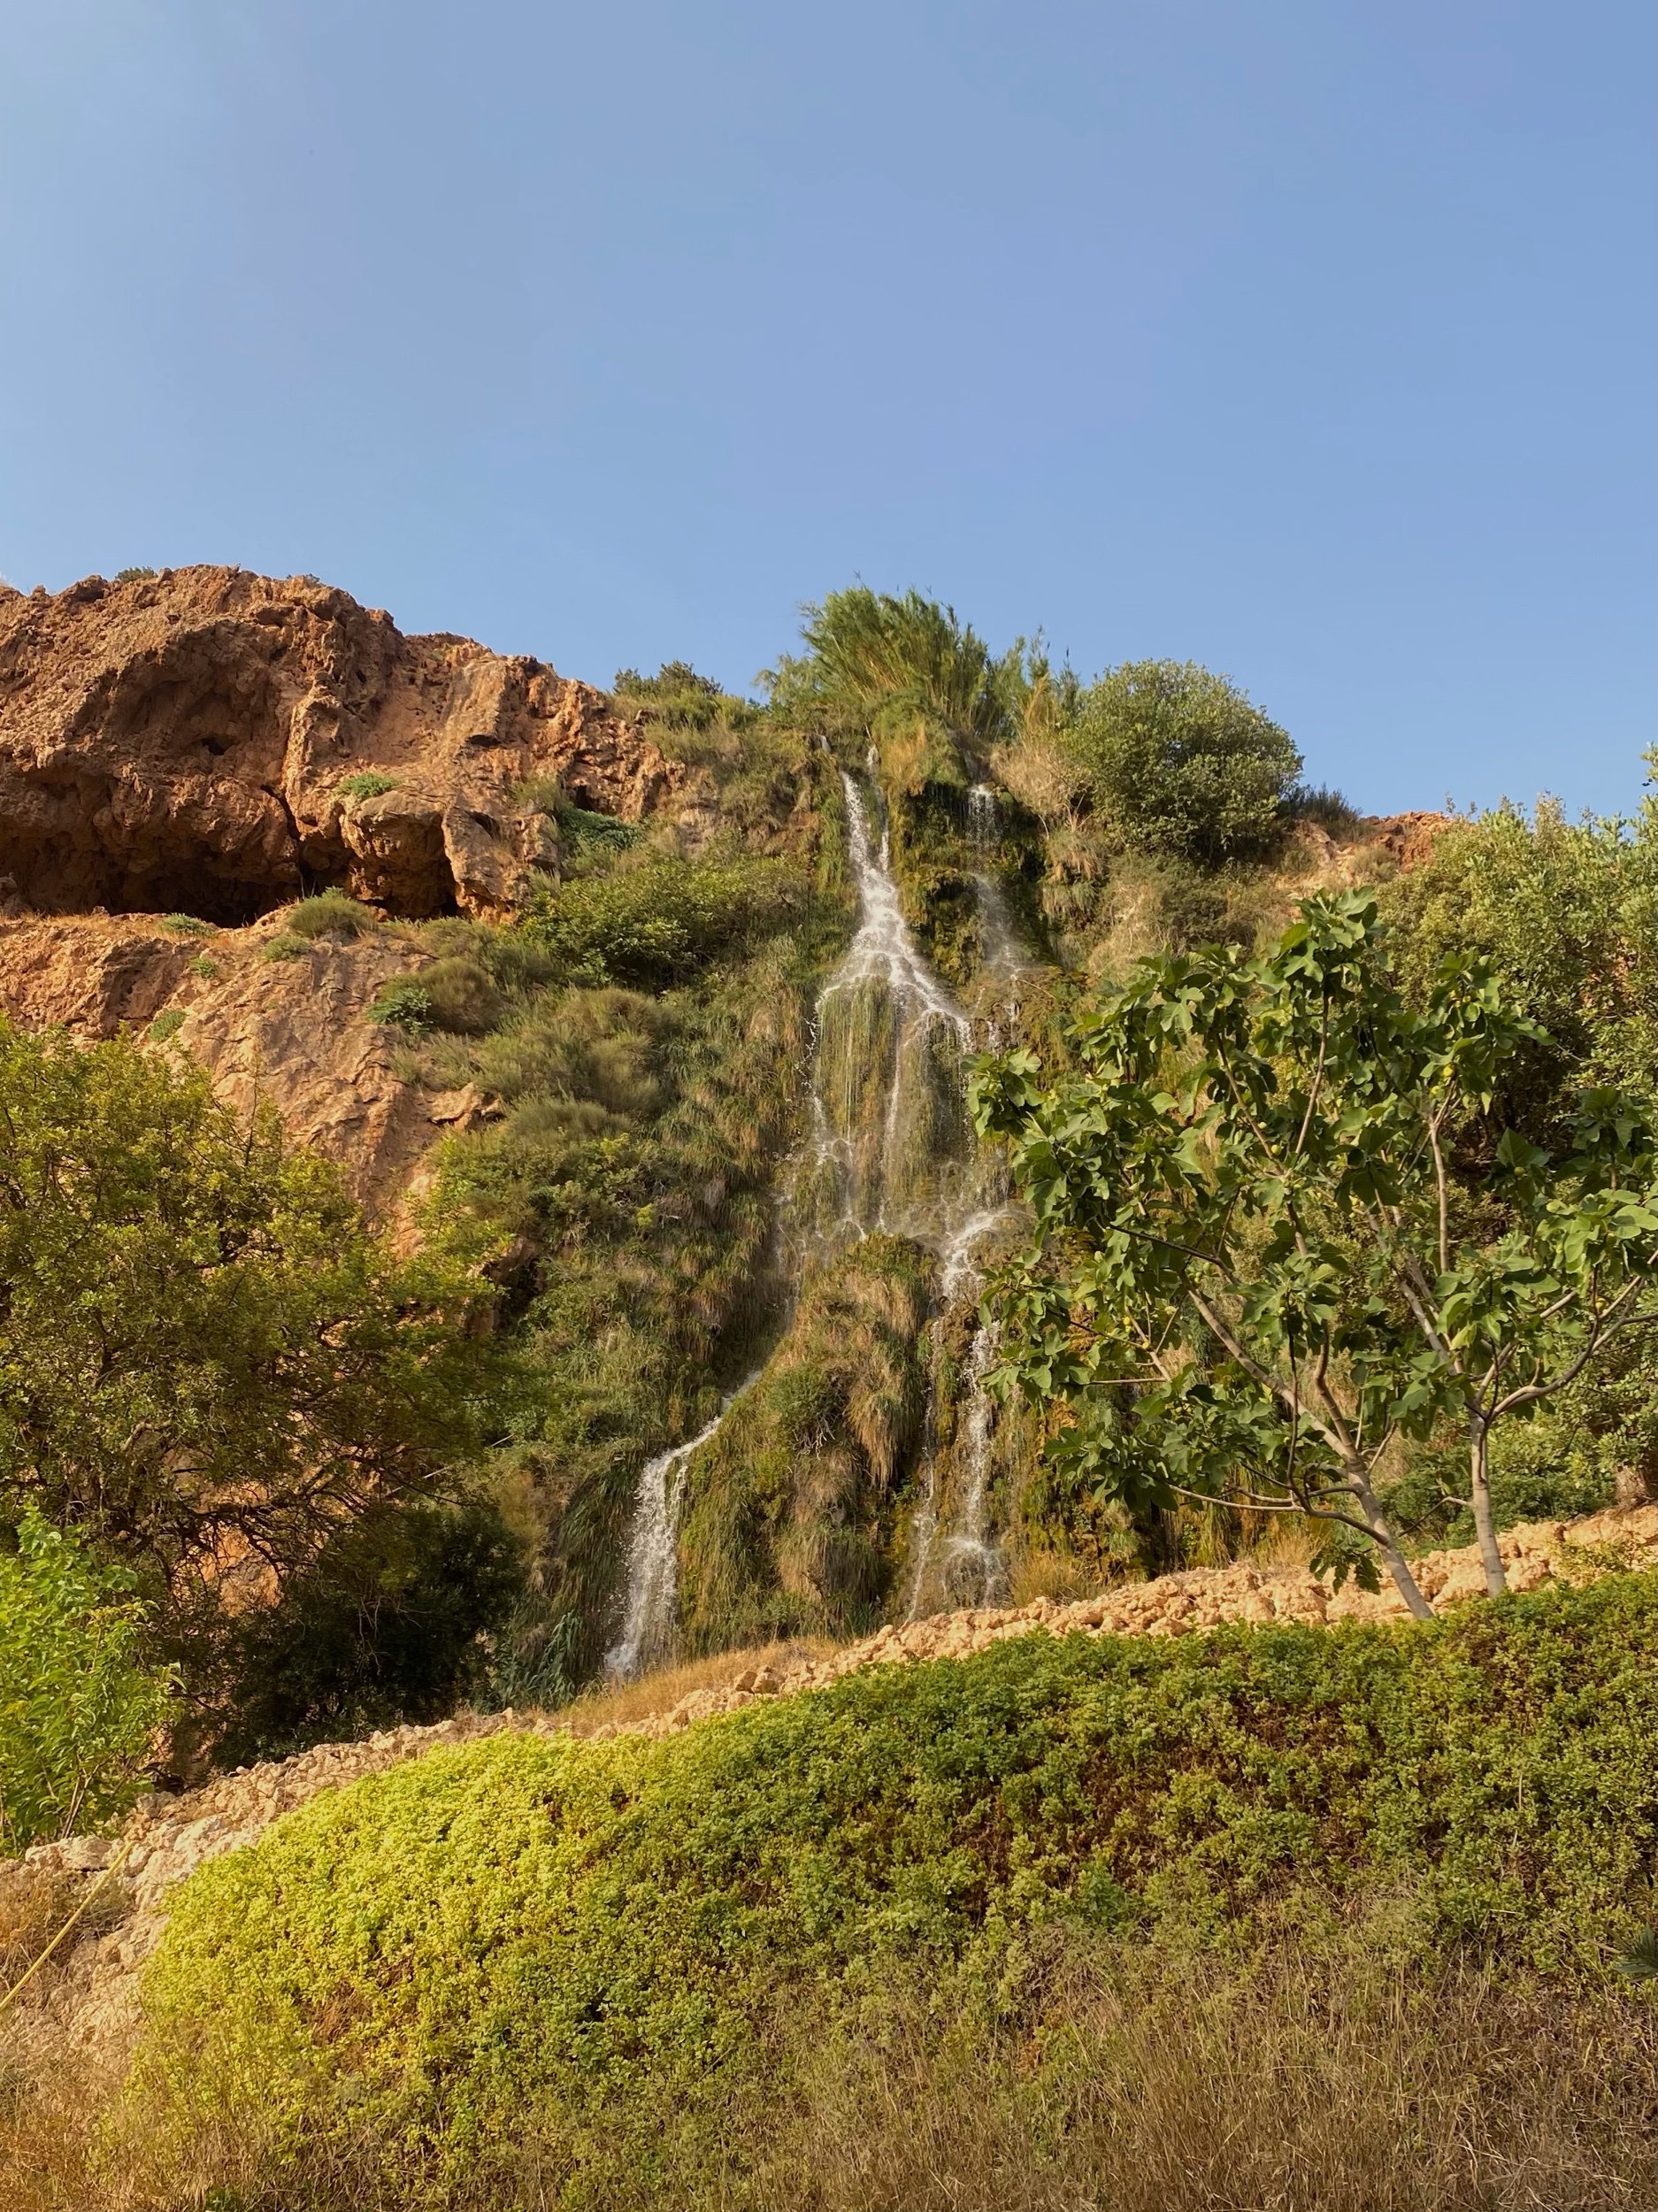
212, 1497, 525, 1769
1063, 660, 1302, 866
1384, 782, 1658, 1124
524, 850, 803, 990
0, 1022, 500, 1655
971, 894, 1658, 1612
0, 1505, 174, 1848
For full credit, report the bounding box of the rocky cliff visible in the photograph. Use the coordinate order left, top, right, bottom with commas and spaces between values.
0, 566, 685, 1203
0, 565, 678, 920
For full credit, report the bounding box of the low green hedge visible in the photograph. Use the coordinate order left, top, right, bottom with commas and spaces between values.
131, 1573, 1655, 2193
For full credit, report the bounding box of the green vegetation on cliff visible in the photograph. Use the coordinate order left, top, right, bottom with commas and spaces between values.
0, 1021, 504, 1768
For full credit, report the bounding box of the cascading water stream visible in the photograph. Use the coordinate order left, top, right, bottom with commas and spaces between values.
809, 771, 1014, 1609
609, 763, 1023, 1678
603, 1427, 717, 1683
603, 1370, 762, 1681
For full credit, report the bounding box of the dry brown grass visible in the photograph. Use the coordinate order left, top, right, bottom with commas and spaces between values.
1006, 1546, 1101, 1605
0, 1870, 82, 2002
748, 1945, 1656, 2212
549, 1636, 838, 1737
4, 1934, 1649, 2212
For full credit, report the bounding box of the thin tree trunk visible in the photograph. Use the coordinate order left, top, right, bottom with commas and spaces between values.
1468, 1419, 1507, 1597
1347, 1465, 1435, 1620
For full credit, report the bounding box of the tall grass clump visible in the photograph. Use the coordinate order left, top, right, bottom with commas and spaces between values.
767, 588, 1019, 791
284, 888, 376, 940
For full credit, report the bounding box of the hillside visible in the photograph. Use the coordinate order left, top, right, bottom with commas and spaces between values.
0, 570, 1493, 1744
13, 1500, 1652, 2040
4, 1548, 1653, 2208
1, 569, 1654, 2209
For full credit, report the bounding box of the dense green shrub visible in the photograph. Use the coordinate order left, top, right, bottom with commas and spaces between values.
213, 1497, 526, 1769
1064, 660, 1301, 866
557, 802, 643, 854
525, 851, 804, 990
0, 1507, 173, 1849
1383, 787, 1658, 1123
613, 659, 725, 729
404, 956, 504, 1035
1286, 780, 1362, 837
131, 1575, 1655, 2193
371, 977, 436, 1031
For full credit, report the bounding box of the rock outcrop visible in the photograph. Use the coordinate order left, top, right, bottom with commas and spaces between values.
0, 565, 679, 923
0, 566, 687, 1206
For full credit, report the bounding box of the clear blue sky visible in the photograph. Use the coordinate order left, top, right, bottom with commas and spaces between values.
2, 2, 1651, 817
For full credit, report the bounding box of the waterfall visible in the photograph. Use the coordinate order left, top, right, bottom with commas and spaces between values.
610, 762, 1021, 1679
939, 1317, 1008, 1605
809, 770, 1013, 1609
802, 772, 988, 1246
902, 1202, 1014, 1618
604, 1371, 762, 1682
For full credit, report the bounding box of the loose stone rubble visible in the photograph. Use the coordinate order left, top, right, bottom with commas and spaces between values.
5, 1502, 1651, 2053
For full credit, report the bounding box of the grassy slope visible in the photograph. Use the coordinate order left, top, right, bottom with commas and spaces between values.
124, 1572, 1655, 2202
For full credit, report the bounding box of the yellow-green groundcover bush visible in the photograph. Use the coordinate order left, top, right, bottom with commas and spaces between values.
127, 1573, 1654, 2199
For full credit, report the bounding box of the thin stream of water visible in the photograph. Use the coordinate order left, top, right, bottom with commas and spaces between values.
603, 1370, 763, 1681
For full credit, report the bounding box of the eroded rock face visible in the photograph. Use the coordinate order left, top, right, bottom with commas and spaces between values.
0, 565, 679, 921
0, 565, 685, 1208
0, 911, 444, 1212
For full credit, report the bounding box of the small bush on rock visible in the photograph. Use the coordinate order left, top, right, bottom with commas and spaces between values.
411, 956, 505, 1035
370, 979, 437, 1033
287, 890, 374, 941
336, 772, 399, 805
1065, 660, 1301, 866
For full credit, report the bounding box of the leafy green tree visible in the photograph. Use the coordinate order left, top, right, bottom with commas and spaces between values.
1384, 778, 1658, 1125
0, 1505, 173, 1847
972, 894, 1658, 1613
0, 1022, 502, 1688
212, 1497, 525, 1768
1381, 772, 1658, 1510
1063, 660, 1302, 866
